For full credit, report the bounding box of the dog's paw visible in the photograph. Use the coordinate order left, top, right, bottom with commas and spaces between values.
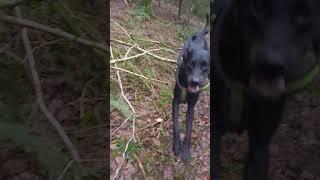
173, 142, 180, 157
181, 145, 190, 162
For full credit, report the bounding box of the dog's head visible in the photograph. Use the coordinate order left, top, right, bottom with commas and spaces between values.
237, 0, 320, 101
183, 46, 209, 94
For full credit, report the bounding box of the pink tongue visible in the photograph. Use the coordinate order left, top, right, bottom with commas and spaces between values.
188, 85, 200, 93
249, 76, 285, 99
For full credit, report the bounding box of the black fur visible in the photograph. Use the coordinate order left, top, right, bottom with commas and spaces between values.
211, 0, 320, 179
172, 15, 210, 162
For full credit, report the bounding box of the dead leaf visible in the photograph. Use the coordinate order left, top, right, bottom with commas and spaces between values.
156, 118, 163, 123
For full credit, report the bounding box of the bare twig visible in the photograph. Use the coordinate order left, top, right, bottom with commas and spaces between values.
111, 19, 133, 42
111, 46, 137, 180
110, 38, 177, 63
123, 0, 128, 7
110, 38, 132, 46
136, 46, 176, 63
0, 15, 108, 52
133, 153, 147, 178
0, 0, 25, 8
14, 6, 81, 164
57, 160, 74, 180
111, 112, 133, 136
110, 48, 163, 64
110, 66, 169, 84
112, 53, 136, 113
125, 43, 136, 58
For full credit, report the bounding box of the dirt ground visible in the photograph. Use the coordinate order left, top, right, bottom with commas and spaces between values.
221, 77, 320, 180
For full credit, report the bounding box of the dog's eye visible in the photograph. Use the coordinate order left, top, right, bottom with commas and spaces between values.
201, 62, 207, 67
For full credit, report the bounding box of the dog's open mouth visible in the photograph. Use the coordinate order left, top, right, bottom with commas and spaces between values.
248, 74, 286, 100
188, 85, 200, 93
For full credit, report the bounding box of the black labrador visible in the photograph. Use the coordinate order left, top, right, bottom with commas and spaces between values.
211, 0, 320, 179
172, 15, 210, 162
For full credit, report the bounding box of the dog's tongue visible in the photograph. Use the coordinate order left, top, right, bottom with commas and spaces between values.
188, 85, 200, 93
249, 75, 285, 100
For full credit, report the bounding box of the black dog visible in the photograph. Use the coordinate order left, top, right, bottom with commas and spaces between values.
172, 15, 210, 162
211, 0, 320, 179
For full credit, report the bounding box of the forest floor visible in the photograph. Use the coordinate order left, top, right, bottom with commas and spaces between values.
110, 0, 210, 179
0, 1, 107, 179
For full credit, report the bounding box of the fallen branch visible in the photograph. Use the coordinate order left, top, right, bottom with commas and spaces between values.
125, 43, 136, 58
57, 160, 74, 180
0, 0, 25, 8
0, 15, 108, 52
133, 153, 147, 178
110, 38, 176, 63
110, 66, 169, 84
110, 112, 133, 136
110, 48, 163, 63
14, 6, 81, 164
111, 46, 137, 180
111, 19, 133, 42
136, 46, 176, 63
110, 38, 132, 46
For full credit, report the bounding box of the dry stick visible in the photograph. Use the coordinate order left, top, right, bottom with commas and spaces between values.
0, 0, 24, 8
0, 15, 108, 52
133, 153, 147, 178
111, 19, 133, 42
125, 43, 137, 58
110, 38, 176, 63
110, 66, 169, 84
110, 21, 177, 62
111, 46, 136, 180
135, 46, 176, 63
110, 48, 163, 63
14, 5, 81, 166
111, 112, 133, 136
57, 160, 74, 180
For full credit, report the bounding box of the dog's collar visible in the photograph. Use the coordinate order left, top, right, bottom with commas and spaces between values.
176, 57, 210, 103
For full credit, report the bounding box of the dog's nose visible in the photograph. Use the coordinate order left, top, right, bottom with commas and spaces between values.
190, 77, 200, 85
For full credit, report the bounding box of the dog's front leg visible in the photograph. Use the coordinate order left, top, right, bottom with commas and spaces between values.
172, 84, 182, 157
181, 93, 199, 162
245, 98, 285, 180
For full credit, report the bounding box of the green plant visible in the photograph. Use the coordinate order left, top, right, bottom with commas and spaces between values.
114, 139, 141, 158
157, 86, 172, 108
110, 94, 132, 118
